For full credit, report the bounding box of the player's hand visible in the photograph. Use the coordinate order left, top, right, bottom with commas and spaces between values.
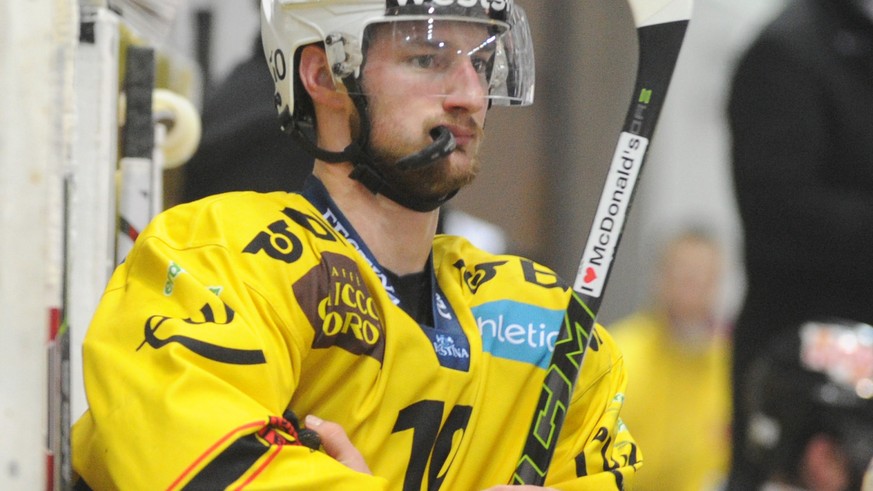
305, 415, 372, 475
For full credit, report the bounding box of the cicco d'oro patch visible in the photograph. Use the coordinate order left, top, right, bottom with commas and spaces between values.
293, 251, 385, 362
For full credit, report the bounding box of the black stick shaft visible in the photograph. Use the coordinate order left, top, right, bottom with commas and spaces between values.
512, 16, 691, 486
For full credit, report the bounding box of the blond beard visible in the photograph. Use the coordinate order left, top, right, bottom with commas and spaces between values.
352, 110, 483, 201
375, 149, 480, 201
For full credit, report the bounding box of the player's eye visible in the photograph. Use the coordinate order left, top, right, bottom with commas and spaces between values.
409, 54, 438, 69
470, 56, 491, 75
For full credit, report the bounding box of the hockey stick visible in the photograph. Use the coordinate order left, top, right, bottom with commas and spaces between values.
512, 0, 693, 485
117, 45, 156, 262
108, 0, 183, 46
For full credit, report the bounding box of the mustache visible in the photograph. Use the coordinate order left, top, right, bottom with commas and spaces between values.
426, 116, 483, 140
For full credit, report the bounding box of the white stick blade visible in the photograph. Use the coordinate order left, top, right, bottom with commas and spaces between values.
628, 0, 693, 27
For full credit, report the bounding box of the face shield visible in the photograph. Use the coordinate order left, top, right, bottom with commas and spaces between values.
324, 11, 534, 107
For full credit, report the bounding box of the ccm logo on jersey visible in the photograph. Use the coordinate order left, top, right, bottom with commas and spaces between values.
453, 259, 506, 294
294, 252, 386, 361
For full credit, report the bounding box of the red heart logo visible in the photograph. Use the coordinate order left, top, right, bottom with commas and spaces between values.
584, 267, 597, 284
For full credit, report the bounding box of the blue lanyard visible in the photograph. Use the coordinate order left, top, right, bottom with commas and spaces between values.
302, 176, 471, 370
302, 176, 401, 305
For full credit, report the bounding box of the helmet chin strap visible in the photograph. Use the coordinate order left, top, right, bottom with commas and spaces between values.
287, 75, 460, 213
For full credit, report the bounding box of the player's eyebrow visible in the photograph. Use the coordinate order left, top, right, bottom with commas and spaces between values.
400, 28, 497, 56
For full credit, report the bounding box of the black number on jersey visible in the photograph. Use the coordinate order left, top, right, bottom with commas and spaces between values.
393, 400, 472, 491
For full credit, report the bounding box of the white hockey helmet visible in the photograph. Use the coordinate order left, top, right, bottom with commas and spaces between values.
260, 0, 535, 129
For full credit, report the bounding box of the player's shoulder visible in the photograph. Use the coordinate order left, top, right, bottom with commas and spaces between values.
150, 191, 328, 247
434, 234, 570, 306
139, 191, 358, 280
166, 190, 314, 224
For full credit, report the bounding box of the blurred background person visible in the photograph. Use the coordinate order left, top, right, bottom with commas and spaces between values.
741, 320, 873, 491
610, 227, 732, 491
726, 0, 873, 487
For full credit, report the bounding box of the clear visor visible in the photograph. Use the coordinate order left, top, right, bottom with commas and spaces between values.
330, 13, 534, 107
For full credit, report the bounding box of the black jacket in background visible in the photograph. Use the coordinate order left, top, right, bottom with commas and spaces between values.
727, 0, 873, 486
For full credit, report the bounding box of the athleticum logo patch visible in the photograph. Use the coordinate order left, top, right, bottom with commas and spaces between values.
293, 252, 386, 361
473, 300, 563, 369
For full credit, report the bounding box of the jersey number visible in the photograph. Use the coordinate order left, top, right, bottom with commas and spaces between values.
393, 400, 472, 491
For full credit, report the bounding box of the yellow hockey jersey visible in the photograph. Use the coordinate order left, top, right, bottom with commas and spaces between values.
72, 187, 640, 490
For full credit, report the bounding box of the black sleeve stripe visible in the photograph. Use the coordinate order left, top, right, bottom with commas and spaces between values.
181, 434, 270, 490
73, 477, 94, 491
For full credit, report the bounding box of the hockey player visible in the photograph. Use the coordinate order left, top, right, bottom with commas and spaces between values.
741, 320, 873, 490
71, 0, 640, 489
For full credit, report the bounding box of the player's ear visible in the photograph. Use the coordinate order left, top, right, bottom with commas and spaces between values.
298, 44, 345, 110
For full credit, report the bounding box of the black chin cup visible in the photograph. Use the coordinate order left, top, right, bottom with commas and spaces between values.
395, 126, 457, 171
